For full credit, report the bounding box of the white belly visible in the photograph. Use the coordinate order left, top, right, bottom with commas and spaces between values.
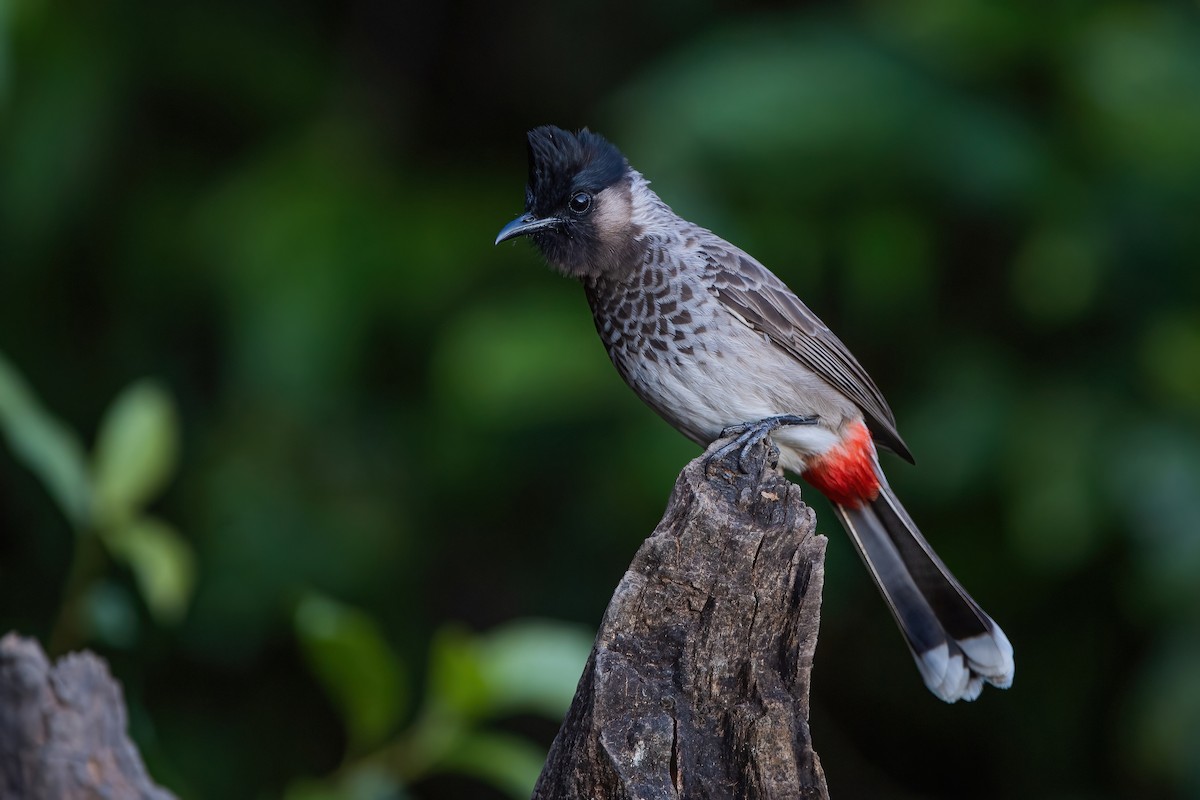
613, 306, 853, 467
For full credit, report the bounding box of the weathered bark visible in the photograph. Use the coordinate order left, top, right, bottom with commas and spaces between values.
0, 633, 176, 800
533, 433, 830, 799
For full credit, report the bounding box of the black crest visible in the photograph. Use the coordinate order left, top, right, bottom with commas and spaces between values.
525, 126, 627, 217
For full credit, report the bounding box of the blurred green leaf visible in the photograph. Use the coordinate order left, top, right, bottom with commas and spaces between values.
286, 766, 409, 800
1127, 634, 1200, 796
103, 515, 196, 624
1010, 225, 1105, 324
80, 578, 139, 649
841, 207, 934, 321
0, 351, 92, 526
612, 20, 1045, 208
1141, 313, 1200, 413
285, 781, 343, 800
436, 730, 547, 800
430, 292, 615, 428
428, 620, 591, 723
1109, 423, 1200, 611
473, 619, 593, 720
295, 593, 408, 750
426, 625, 490, 720
1003, 385, 1104, 571
864, 0, 1035, 76
0, 15, 119, 256
901, 349, 1015, 497
92, 379, 180, 525
1075, 6, 1200, 181
0, 0, 11, 107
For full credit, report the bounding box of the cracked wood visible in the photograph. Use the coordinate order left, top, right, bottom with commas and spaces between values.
532, 432, 830, 799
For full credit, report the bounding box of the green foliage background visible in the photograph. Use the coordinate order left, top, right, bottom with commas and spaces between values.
3, 0, 1200, 797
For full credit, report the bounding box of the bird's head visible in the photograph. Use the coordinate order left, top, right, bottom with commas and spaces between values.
495, 125, 643, 279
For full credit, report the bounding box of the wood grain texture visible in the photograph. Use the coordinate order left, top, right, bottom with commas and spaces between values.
533, 433, 829, 799
0, 633, 176, 800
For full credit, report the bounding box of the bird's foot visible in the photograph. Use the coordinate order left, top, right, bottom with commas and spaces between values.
707, 414, 819, 474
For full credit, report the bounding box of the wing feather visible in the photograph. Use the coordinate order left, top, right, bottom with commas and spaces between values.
701, 240, 914, 462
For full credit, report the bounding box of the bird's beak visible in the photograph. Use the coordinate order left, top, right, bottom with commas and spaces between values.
494, 212, 561, 245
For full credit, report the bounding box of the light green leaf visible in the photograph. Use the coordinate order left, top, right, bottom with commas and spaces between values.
0, 351, 92, 526
104, 516, 195, 624
436, 730, 548, 800
427, 620, 592, 722
474, 620, 593, 720
295, 593, 407, 749
426, 625, 489, 720
92, 379, 179, 525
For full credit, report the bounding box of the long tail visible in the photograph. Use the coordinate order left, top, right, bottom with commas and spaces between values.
834, 479, 1014, 703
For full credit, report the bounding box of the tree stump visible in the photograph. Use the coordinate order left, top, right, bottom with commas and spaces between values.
0, 633, 176, 800
533, 433, 830, 799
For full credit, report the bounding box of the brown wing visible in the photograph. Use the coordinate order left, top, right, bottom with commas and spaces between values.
700, 240, 914, 463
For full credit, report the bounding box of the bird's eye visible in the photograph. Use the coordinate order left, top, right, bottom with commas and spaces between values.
568, 191, 592, 215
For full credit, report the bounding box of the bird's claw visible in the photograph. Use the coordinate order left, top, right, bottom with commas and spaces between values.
707, 414, 819, 474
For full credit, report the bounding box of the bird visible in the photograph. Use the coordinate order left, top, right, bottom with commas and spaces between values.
494, 124, 1014, 703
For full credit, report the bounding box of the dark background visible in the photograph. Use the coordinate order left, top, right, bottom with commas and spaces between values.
3, 1, 1200, 797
